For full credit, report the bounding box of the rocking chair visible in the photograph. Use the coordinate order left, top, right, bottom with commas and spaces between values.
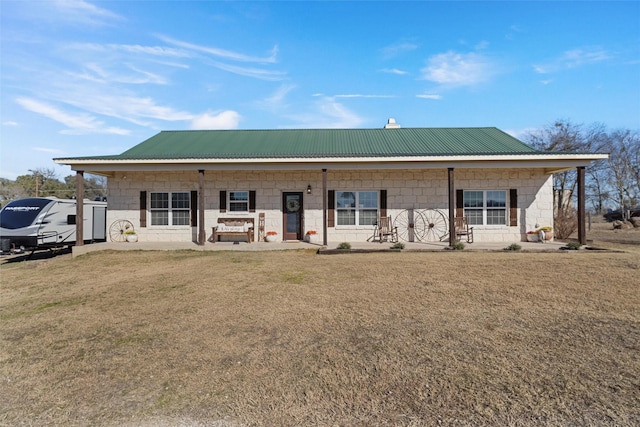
454, 216, 474, 243
373, 216, 398, 243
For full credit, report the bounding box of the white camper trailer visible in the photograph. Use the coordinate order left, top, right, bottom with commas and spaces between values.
0, 197, 107, 254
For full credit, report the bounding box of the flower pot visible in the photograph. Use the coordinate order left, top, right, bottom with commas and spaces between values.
526, 233, 538, 242
126, 234, 138, 243
306, 234, 319, 244
265, 234, 277, 242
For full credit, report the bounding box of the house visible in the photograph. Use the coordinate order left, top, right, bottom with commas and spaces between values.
54, 120, 607, 246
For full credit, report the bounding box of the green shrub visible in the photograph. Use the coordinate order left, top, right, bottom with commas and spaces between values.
450, 242, 465, 251
391, 242, 405, 250
504, 243, 522, 251
565, 242, 582, 250
337, 242, 351, 250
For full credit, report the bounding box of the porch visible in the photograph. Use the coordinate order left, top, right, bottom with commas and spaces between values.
71, 238, 567, 257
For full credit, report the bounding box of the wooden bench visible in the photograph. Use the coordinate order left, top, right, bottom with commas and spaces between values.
210, 218, 254, 243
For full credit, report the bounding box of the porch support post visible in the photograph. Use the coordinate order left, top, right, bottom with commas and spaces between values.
76, 170, 85, 246
198, 169, 206, 245
448, 167, 455, 247
322, 168, 327, 246
577, 166, 586, 245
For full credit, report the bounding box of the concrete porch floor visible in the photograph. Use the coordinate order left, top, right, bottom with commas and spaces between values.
72, 238, 567, 257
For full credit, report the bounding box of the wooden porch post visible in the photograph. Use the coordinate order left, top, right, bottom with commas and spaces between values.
322, 168, 328, 246
577, 166, 586, 245
198, 170, 206, 245
76, 171, 84, 246
448, 168, 455, 247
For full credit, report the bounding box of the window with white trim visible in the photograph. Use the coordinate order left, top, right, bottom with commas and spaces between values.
228, 191, 249, 212
464, 190, 507, 225
150, 192, 190, 226
336, 191, 378, 226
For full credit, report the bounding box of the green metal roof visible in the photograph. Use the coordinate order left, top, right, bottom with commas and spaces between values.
110, 127, 539, 160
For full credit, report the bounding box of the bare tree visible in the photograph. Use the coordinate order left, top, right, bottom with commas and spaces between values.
525, 119, 608, 213
63, 174, 108, 200
586, 157, 611, 214
606, 129, 640, 215
0, 178, 29, 206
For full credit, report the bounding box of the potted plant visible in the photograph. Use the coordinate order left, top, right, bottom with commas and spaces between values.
526, 230, 539, 242
305, 230, 319, 243
265, 231, 278, 242
538, 226, 553, 241
124, 229, 138, 243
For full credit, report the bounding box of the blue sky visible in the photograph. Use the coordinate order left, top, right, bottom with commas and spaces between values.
1, 0, 639, 180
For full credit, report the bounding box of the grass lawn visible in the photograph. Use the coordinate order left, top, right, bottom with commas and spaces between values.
1, 243, 639, 426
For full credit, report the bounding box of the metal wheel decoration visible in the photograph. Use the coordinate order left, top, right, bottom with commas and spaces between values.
109, 220, 135, 242
420, 209, 449, 242
394, 209, 427, 242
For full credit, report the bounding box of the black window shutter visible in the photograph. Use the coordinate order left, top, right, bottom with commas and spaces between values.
139, 191, 147, 228
510, 189, 518, 226
219, 190, 226, 213
456, 189, 464, 217
328, 190, 335, 228
249, 191, 256, 212
380, 189, 387, 218
190, 190, 198, 226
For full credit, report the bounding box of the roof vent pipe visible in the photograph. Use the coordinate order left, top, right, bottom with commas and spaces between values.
384, 118, 401, 129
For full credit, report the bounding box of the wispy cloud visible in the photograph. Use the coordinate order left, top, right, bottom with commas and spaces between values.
416, 94, 442, 100
58, 92, 194, 126
205, 59, 287, 81
155, 35, 285, 80
16, 97, 130, 135
334, 94, 396, 99
70, 62, 168, 85
503, 127, 538, 140
505, 24, 525, 41
380, 68, 409, 75
534, 46, 612, 74
380, 42, 418, 59
107, 44, 191, 58
255, 84, 297, 110
191, 111, 241, 130
421, 51, 493, 86
158, 35, 278, 64
52, 0, 123, 26
285, 97, 365, 129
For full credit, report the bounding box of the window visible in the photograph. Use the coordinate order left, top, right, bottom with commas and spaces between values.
0, 198, 52, 229
464, 190, 507, 225
150, 192, 190, 226
228, 191, 249, 212
336, 191, 378, 226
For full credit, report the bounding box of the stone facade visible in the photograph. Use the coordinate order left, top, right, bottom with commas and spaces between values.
106, 168, 553, 244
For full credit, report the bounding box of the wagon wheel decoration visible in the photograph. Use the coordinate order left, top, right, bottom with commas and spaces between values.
109, 220, 135, 242
419, 209, 449, 242
394, 209, 427, 242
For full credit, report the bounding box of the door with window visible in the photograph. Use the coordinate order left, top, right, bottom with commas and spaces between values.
282, 192, 303, 241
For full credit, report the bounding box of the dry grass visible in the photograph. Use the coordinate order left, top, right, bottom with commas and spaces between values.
580, 218, 640, 252
1, 234, 639, 426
